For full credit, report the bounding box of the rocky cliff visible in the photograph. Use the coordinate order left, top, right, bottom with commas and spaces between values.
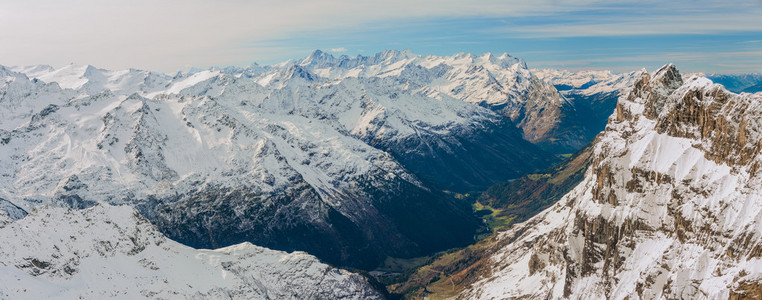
453, 64, 762, 299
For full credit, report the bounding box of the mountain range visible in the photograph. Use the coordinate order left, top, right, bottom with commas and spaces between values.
5, 50, 757, 298
1, 50, 630, 271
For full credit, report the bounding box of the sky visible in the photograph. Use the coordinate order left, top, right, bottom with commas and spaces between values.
1, 0, 761, 74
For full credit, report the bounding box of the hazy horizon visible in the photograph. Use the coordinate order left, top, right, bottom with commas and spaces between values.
2, 0, 761, 74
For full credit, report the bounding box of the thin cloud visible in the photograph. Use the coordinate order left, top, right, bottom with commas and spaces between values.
0, 0, 661, 71
0, 0, 575, 71
0, 0, 759, 73
330, 48, 347, 52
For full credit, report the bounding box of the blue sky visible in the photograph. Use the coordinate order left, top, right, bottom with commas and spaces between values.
1, 0, 761, 74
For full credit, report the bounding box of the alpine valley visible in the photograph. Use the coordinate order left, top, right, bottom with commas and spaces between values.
393, 64, 762, 299
2, 49, 760, 299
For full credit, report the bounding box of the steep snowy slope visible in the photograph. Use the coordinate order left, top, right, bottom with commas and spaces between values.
457, 64, 762, 299
0, 204, 382, 299
0, 198, 26, 220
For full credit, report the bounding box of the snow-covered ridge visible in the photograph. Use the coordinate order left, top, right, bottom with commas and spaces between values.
11, 50, 581, 152
0, 204, 382, 299
460, 64, 762, 299
532, 68, 642, 96
288, 50, 578, 150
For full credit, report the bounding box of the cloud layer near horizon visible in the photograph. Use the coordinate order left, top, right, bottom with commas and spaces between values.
1, 0, 760, 73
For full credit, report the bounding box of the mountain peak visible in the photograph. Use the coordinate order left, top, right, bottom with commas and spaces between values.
625, 63, 684, 119
282, 64, 318, 83
652, 63, 683, 89
309, 49, 334, 59
298, 49, 340, 69
373, 49, 417, 63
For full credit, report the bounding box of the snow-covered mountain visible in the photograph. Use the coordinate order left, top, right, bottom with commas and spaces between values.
533, 69, 640, 97
2, 50, 616, 269
454, 64, 762, 299
2, 62, 489, 269
288, 50, 597, 153
0, 204, 382, 299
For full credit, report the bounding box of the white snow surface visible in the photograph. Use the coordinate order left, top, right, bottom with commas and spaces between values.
461, 65, 762, 299
533, 68, 642, 96
0, 204, 381, 299
0, 50, 564, 212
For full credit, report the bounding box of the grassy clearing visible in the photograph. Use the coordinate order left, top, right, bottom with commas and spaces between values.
526, 173, 551, 181
473, 201, 515, 234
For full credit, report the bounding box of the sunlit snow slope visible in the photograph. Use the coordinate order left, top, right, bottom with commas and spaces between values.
0, 204, 382, 299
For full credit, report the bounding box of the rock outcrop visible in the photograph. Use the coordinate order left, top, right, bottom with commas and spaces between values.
456, 64, 762, 299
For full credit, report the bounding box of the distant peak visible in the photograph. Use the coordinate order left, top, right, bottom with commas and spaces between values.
83, 64, 103, 76
308, 49, 332, 58
373, 49, 417, 63
475, 52, 523, 69
300, 49, 337, 66
283, 64, 317, 82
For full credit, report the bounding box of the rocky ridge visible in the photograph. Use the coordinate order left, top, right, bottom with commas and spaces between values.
454, 64, 762, 299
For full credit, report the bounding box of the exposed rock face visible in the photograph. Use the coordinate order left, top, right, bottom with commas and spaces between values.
0, 204, 383, 299
457, 64, 762, 299
0, 198, 27, 220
